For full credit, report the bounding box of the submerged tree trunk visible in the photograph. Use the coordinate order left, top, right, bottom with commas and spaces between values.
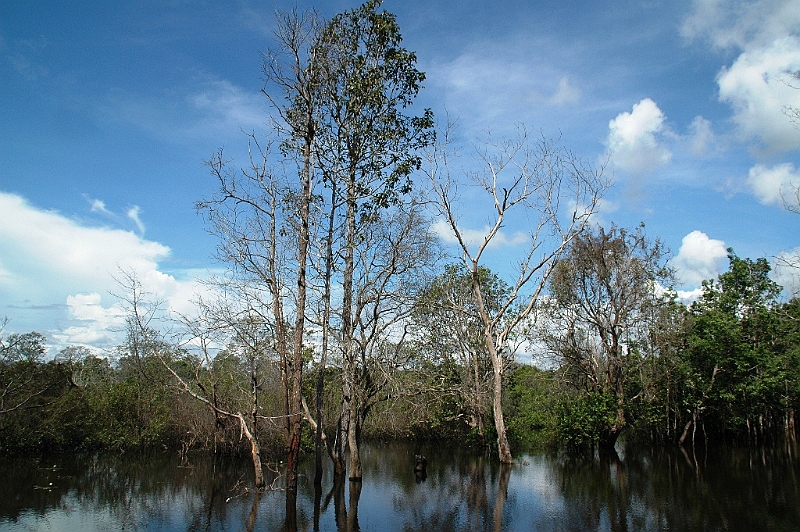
483, 316, 512, 463
491, 362, 513, 464
600, 359, 626, 449
237, 413, 265, 489
348, 405, 364, 480
477, 273, 513, 464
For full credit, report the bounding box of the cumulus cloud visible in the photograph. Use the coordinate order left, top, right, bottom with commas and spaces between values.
717, 37, 800, 151
0, 193, 168, 294
606, 98, 672, 175
683, 1, 800, 152
673, 230, 729, 286
0, 191, 206, 351
747, 162, 800, 205
55, 293, 127, 346
676, 287, 706, 303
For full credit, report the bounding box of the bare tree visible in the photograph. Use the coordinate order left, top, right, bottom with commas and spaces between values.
198, 134, 307, 492
411, 265, 510, 444
114, 270, 276, 487
344, 199, 442, 479
196, 9, 322, 492
429, 126, 609, 463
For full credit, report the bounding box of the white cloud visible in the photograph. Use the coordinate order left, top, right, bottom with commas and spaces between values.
717, 37, 800, 152
682, 1, 800, 152
688, 116, 718, 155
676, 287, 706, 303
549, 76, 581, 106
0, 193, 169, 295
55, 293, 127, 346
747, 162, 800, 205
606, 98, 672, 175
673, 230, 728, 286
431, 219, 529, 251
127, 205, 146, 235
682, 0, 800, 50
0, 191, 207, 350
89, 198, 111, 215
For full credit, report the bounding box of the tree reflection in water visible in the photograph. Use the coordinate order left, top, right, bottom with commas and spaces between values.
0, 442, 798, 531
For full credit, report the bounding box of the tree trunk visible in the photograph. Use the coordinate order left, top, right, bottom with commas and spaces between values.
237, 414, 265, 489
679, 411, 698, 446
600, 425, 622, 449
475, 269, 513, 464
348, 407, 363, 480
491, 362, 513, 464
334, 175, 357, 480
472, 347, 486, 444
315, 183, 338, 486
333, 399, 349, 478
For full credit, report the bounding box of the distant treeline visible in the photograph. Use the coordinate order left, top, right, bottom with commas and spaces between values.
0, 250, 798, 456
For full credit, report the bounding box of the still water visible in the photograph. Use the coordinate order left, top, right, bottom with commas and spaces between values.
0, 442, 798, 531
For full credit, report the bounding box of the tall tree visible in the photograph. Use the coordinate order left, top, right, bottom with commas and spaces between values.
262, 8, 320, 493
198, 8, 323, 492
344, 199, 440, 479
312, 0, 434, 480
543, 224, 672, 448
430, 128, 609, 463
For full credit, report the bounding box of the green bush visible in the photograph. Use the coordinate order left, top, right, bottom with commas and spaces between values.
556, 391, 617, 450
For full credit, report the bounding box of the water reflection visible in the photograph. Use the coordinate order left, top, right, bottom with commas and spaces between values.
0, 442, 798, 531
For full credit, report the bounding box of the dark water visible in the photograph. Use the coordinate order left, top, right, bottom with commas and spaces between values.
0, 442, 798, 531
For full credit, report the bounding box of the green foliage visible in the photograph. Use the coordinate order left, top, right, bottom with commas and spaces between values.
314, 0, 434, 212
504, 364, 558, 449
556, 391, 618, 450
677, 250, 792, 442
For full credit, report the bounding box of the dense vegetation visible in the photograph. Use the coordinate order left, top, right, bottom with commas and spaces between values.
1, 249, 798, 457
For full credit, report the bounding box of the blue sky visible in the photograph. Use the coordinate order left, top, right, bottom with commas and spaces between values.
2, 0, 800, 353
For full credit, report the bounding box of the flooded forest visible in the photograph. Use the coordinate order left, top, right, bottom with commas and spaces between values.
2, 1, 800, 530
